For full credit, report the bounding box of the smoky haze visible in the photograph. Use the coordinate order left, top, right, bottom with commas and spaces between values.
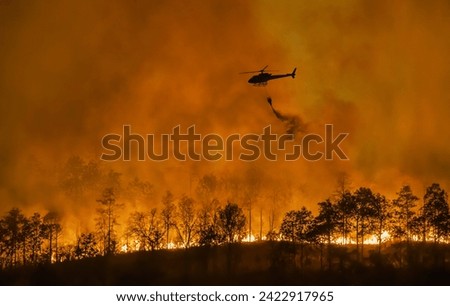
0, 0, 449, 237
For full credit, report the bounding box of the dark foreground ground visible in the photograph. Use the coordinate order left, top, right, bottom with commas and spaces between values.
1, 241, 450, 285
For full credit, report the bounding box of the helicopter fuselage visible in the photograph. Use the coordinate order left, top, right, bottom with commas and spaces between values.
248, 68, 296, 86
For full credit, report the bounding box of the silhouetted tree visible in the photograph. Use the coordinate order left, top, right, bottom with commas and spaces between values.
280, 207, 314, 268
314, 199, 339, 269
307, 218, 326, 269
315, 199, 339, 245
43, 211, 62, 262
197, 200, 224, 246
161, 191, 176, 248
175, 195, 197, 248
218, 202, 246, 243
410, 213, 427, 243
196, 175, 222, 246
372, 193, 391, 254
280, 208, 313, 242
75, 233, 100, 259
28, 213, 45, 264
336, 191, 356, 244
198, 222, 224, 246
0, 208, 27, 267
146, 209, 164, 251
18, 216, 32, 265
243, 168, 262, 242
354, 187, 377, 259
391, 185, 418, 243
0, 210, 63, 266
266, 230, 279, 241
96, 188, 122, 255
423, 183, 449, 242
58, 244, 76, 262
127, 209, 164, 251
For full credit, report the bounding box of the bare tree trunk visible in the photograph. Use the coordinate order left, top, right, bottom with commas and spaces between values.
55, 233, 59, 262
356, 218, 359, 260
378, 223, 382, 255
259, 207, 263, 241
361, 223, 364, 261
107, 206, 111, 255
248, 203, 252, 241
22, 239, 26, 265
342, 216, 347, 244
49, 230, 53, 263
166, 225, 170, 249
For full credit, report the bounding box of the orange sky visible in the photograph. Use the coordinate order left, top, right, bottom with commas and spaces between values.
0, 0, 449, 233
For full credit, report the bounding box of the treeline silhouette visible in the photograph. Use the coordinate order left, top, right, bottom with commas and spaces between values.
1, 156, 450, 285
0, 210, 61, 267
1, 177, 449, 274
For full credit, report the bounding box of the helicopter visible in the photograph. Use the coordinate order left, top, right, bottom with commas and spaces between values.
240, 65, 296, 86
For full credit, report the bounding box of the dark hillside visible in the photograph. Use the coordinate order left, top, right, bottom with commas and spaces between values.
1, 242, 450, 285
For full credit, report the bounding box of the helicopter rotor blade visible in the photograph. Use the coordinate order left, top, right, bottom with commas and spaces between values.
239, 65, 278, 74
239, 70, 262, 74
261, 65, 281, 72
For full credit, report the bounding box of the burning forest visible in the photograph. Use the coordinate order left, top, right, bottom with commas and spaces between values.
1, 0, 450, 285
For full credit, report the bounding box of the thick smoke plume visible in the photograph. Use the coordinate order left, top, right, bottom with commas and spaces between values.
0, 0, 450, 238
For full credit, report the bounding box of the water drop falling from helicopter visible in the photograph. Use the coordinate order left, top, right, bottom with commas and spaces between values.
266, 96, 307, 138
241, 65, 305, 137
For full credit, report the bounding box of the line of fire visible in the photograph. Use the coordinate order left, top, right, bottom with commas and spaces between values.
0, 164, 449, 284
